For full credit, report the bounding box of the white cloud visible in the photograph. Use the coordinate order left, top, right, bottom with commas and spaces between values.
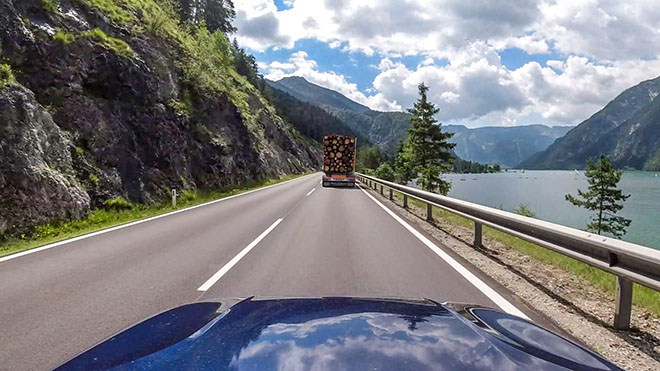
419, 57, 436, 67
370, 50, 660, 126
238, 0, 660, 126
233, 0, 294, 51
536, 0, 660, 61
492, 34, 549, 55
510, 57, 660, 123
372, 44, 528, 123
263, 52, 402, 111
237, 0, 660, 61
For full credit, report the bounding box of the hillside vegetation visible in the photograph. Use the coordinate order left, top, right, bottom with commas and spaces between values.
0, 0, 320, 238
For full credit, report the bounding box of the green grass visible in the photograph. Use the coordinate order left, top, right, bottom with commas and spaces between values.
53, 29, 76, 45
74, 0, 135, 25
0, 63, 15, 89
39, 0, 59, 12
0, 173, 309, 258
388, 189, 660, 317
81, 28, 134, 58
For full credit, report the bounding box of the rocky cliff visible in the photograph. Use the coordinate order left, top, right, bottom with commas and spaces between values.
0, 0, 320, 235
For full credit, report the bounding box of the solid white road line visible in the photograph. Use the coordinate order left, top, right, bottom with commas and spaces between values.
306, 188, 316, 197
358, 186, 530, 319
197, 218, 283, 292
0, 174, 317, 264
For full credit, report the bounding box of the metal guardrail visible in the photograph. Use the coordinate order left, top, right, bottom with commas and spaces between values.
356, 172, 660, 329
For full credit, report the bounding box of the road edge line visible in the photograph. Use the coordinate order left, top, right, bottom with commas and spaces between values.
358, 185, 530, 319
0, 174, 316, 264
197, 218, 284, 291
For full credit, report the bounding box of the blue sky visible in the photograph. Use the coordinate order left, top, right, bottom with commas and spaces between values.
234, 1, 660, 127
253, 41, 561, 93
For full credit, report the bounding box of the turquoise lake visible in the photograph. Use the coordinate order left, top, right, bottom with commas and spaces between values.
442, 170, 660, 250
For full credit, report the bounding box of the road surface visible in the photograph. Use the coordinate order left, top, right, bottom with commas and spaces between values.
0, 173, 536, 370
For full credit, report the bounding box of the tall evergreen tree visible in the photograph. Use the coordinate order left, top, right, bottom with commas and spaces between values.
205, 0, 236, 33
231, 39, 261, 85
565, 154, 632, 238
393, 140, 415, 184
175, 0, 236, 33
406, 83, 455, 193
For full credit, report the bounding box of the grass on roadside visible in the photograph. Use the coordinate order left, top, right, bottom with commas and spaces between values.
387, 189, 660, 317
0, 173, 309, 258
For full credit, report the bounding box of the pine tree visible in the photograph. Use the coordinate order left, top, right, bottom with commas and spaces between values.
565, 154, 632, 238
175, 0, 236, 34
393, 140, 415, 184
406, 83, 455, 193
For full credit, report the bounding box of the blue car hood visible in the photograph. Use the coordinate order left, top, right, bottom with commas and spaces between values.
58, 297, 619, 370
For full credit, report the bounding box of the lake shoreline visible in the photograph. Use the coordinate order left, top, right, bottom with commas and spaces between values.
442, 170, 660, 250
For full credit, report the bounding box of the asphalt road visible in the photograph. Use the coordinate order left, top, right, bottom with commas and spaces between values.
0, 173, 535, 370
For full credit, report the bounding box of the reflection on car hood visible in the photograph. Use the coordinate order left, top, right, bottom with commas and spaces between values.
58, 297, 620, 370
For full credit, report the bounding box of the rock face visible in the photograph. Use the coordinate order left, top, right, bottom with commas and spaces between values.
520, 76, 660, 170
0, 85, 90, 234
0, 0, 320, 235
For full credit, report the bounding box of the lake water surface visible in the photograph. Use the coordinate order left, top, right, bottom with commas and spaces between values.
442, 171, 660, 250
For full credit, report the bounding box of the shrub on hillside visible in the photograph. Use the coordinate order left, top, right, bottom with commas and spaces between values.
103, 197, 134, 211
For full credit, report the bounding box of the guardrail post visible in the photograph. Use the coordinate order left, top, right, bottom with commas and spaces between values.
380, 184, 384, 195
474, 222, 482, 248
614, 277, 633, 330
171, 188, 177, 208
426, 203, 433, 221
389, 188, 393, 200
403, 194, 408, 208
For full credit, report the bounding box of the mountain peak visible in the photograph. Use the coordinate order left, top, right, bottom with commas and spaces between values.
277, 76, 309, 83
267, 76, 370, 114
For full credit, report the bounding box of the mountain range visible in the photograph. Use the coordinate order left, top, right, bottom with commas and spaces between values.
268, 77, 572, 167
520, 76, 660, 170
445, 124, 572, 168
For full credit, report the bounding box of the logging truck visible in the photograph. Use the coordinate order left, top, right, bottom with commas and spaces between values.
321, 134, 356, 187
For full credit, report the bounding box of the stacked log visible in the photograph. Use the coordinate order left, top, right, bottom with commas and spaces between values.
323, 134, 356, 173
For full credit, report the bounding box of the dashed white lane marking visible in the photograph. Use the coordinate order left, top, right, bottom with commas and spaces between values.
0, 174, 317, 264
358, 185, 529, 319
306, 188, 316, 197
197, 218, 283, 292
